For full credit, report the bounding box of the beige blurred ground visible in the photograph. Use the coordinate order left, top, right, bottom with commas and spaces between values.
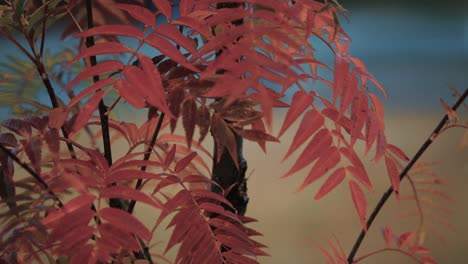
131, 110, 468, 264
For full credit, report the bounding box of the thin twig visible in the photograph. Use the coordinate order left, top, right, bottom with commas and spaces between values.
347, 88, 468, 263
0, 29, 35, 62
85, 0, 112, 167
0, 143, 63, 207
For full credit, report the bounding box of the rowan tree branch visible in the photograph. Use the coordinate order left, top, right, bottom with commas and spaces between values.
347, 88, 468, 263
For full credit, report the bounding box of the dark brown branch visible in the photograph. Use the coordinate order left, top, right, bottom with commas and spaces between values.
85, 0, 112, 167
347, 88, 468, 263
0, 143, 63, 207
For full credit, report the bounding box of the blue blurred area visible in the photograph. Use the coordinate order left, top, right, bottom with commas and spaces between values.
343, 6, 468, 114
0, 3, 466, 119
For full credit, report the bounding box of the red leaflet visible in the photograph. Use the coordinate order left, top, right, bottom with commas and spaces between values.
48, 208, 95, 243
340, 74, 358, 113
396, 232, 415, 248
179, 0, 195, 16
168, 86, 186, 133
277, 91, 313, 138
183, 175, 214, 184
138, 55, 173, 117
165, 144, 177, 168
71, 90, 107, 134
223, 252, 258, 264
174, 151, 197, 173
172, 143, 211, 175
420, 256, 438, 264
104, 170, 162, 185
196, 105, 211, 143
298, 146, 340, 192
365, 113, 379, 155
99, 207, 152, 241
116, 4, 155, 27
173, 15, 214, 39
251, 83, 274, 130
1, 119, 32, 138
113, 79, 145, 108
374, 129, 387, 162
98, 223, 140, 251
333, 54, 350, 103
314, 168, 346, 200
22, 136, 42, 174
75, 25, 144, 39
350, 92, 368, 146
408, 245, 430, 255
71, 42, 132, 64
386, 144, 410, 162
283, 108, 324, 161
251, 118, 267, 152
367, 92, 385, 128
182, 98, 198, 148
65, 60, 123, 90
324, 236, 347, 262
216, 234, 257, 256
49, 107, 69, 129
349, 180, 368, 232
0, 132, 17, 148
385, 155, 400, 198
70, 244, 94, 264
235, 128, 279, 145
382, 225, 394, 247
145, 34, 199, 73
198, 202, 240, 224
100, 185, 160, 208
42, 193, 96, 226
211, 114, 237, 166
86, 148, 110, 172
282, 129, 332, 178
68, 78, 115, 109
159, 133, 212, 158
152, 0, 172, 19
155, 24, 197, 54
192, 189, 233, 209
313, 241, 336, 264
340, 147, 372, 191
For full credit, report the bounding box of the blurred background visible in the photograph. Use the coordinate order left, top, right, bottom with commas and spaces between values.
0, 0, 467, 263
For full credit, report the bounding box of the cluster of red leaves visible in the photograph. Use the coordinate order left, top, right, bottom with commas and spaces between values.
380, 226, 437, 264
46, 0, 416, 261
0, 114, 264, 263
1, 0, 455, 263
